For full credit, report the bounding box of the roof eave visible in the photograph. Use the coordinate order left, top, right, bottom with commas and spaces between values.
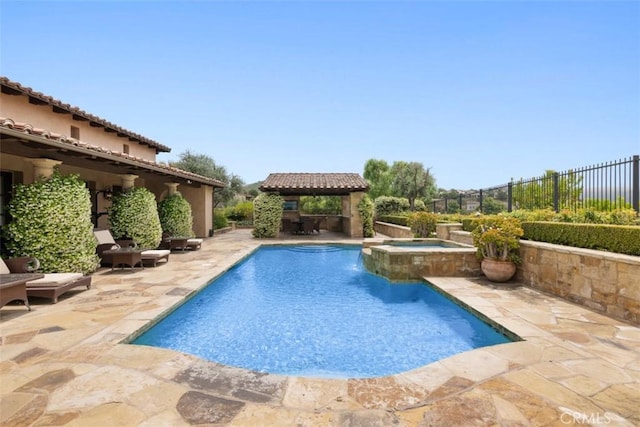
1, 127, 225, 188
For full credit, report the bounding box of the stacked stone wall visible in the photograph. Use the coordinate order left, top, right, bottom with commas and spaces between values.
517, 241, 640, 325
373, 221, 414, 238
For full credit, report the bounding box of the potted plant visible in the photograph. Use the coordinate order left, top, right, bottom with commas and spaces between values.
471, 215, 524, 282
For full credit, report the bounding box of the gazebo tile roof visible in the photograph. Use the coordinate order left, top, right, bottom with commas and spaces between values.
260, 173, 368, 194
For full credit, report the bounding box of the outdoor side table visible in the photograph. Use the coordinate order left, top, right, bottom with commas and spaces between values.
167, 237, 189, 252
103, 249, 144, 271
0, 273, 44, 310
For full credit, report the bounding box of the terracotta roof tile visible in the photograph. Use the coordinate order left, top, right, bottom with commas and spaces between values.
260, 173, 368, 195
1, 76, 170, 153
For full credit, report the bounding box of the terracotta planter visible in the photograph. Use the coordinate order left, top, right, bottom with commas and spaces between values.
481, 258, 517, 282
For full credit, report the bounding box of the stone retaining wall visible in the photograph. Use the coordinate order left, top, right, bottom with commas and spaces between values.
436, 223, 473, 245
517, 240, 640, 325
374, 221, 414, 238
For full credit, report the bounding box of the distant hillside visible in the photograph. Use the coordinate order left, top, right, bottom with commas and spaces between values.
244, 181, 263, 193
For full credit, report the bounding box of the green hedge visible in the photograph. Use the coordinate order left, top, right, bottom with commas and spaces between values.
358, 194, 375, 238
214, 209, 229, 229
109, 187, 162, 249
407, 212, 438, 238
461, 218, 478, 232
158, 193, 194, 237
252, 193, 283, 238
377, 215, 409, 226
522, 221, 640, 256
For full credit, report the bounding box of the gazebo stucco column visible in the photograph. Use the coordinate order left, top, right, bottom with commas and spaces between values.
165, 182, 180, 196
118, 174, 138, 190
27, 158, 62, 181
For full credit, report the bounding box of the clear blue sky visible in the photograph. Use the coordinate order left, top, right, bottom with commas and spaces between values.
1, 1, 638, 190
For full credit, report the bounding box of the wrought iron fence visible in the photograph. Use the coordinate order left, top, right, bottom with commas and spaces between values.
431, 155, 639, 214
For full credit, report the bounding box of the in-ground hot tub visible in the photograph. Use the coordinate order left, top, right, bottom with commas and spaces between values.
362, 238, 481, 281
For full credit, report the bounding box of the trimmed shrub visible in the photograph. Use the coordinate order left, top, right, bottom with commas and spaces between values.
108, 187, 162, 249
377, 215, 409, 226
358, 194, 375, 238
226, 201, 254, 221
413, 199, 426, 211
252, 193, 283, 238
407, 212, 438, 237
522, 221, 640, 256
158, 193, 194, 237
374, 196, 410, 217
4, 171, 99, 273
461, 217, 478, 232
214, 209, 228, 229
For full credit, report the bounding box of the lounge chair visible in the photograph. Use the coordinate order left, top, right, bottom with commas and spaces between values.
94, 229, 170, 267
186, 238, 203, 250
1, 256, 91, 304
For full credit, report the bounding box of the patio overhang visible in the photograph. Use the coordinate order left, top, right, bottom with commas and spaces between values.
0, 126, 225, 189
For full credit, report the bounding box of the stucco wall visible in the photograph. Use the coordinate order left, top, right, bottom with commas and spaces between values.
182, 184, 213, 238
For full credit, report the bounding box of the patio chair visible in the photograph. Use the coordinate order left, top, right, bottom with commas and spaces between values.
1, 256, 91, 304
281, 218, 295, 234
302, 217, 315, 235
93, 229, 170, 267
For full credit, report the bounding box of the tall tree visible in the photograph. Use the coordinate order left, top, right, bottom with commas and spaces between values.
390, 161, 435, 210
170, 150, 244, 207
363, 159, 393, 200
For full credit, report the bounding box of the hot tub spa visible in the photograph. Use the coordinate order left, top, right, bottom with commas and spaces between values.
362, 238, 481, 281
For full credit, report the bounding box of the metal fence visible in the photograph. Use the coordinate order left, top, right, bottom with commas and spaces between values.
431, 155, 639, 214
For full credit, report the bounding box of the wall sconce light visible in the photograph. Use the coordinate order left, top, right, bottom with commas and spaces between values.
98, 186, 113, 200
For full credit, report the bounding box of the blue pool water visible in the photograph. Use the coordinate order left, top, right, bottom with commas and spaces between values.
133, 245, 511, 378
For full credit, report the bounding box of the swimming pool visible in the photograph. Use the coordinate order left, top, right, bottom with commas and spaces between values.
132, 245, 512, 378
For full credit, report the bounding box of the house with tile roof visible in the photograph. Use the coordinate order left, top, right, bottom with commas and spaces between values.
259, 172, 369, 237
0, 77, 225, 238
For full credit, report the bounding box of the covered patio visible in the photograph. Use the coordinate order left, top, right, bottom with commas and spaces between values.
259, 172, 369, 238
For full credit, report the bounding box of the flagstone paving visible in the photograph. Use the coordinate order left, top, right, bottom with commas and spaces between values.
1, 229, 639, 426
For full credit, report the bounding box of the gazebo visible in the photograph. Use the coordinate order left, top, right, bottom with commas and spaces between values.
259, 172, 369, 237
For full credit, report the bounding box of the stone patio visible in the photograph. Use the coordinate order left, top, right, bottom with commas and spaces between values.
1, 229, 639, 426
